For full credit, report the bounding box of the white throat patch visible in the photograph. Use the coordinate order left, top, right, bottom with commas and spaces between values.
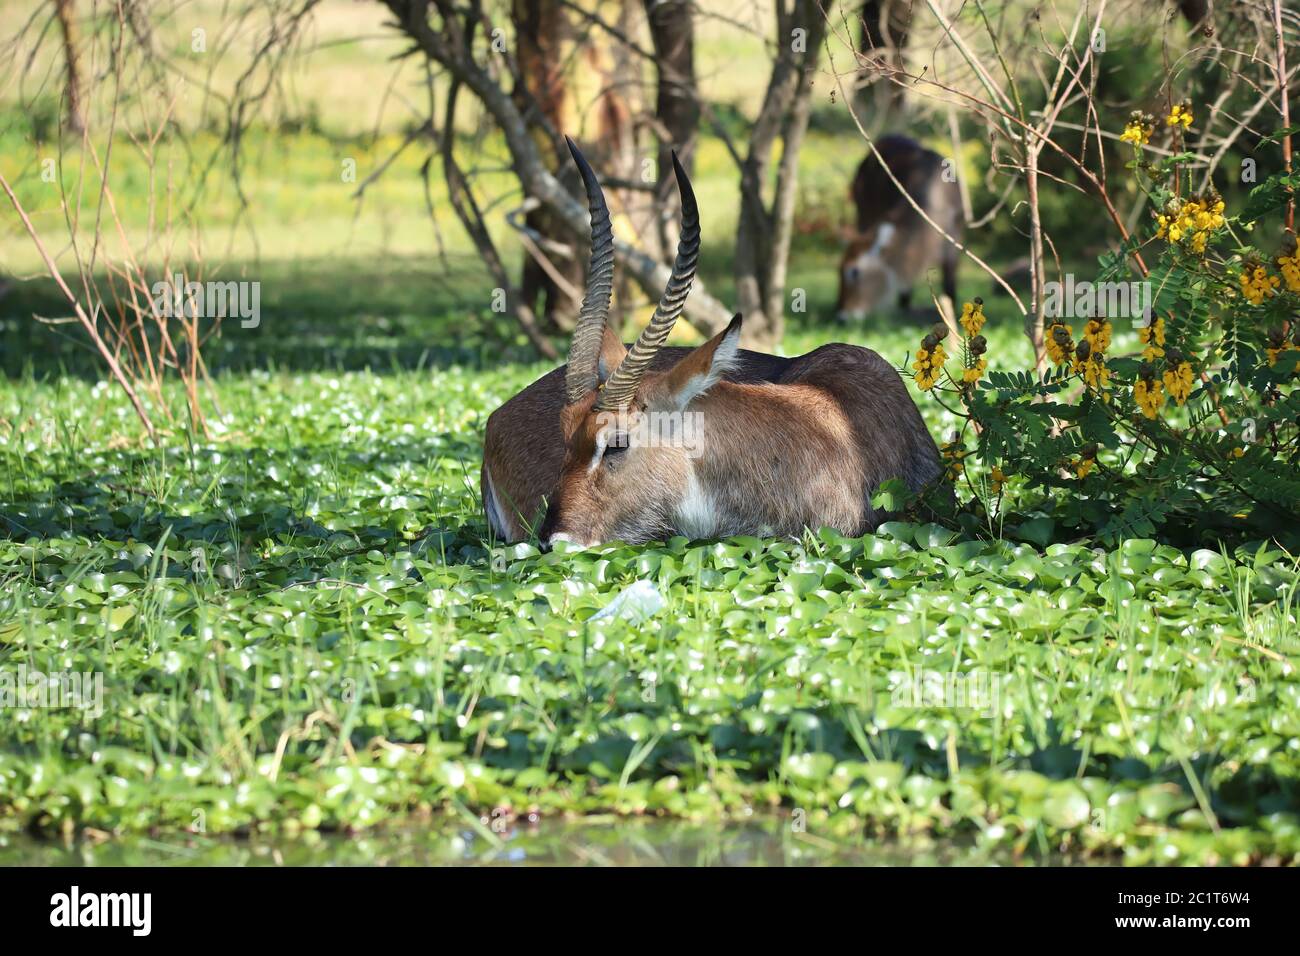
674, 467, 718, 539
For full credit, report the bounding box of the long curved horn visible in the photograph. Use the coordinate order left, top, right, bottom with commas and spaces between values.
596, 151, 700, 411
565, 136, 615, 403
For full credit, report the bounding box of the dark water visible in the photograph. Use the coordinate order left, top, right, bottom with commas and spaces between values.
0, 819, 1094, 866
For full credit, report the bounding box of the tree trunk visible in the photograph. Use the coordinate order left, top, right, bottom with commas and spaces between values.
645, 0, 699, 259
589, 0, 642, 335
512, 0, 585, 333
387, 0, 734, 339
856, 0, 915, 131
732, 0, 825, 349
603, 0, 655, 335
54, 0, 85, 134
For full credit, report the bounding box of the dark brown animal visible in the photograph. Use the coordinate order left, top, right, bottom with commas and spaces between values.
836, 135, 962, 321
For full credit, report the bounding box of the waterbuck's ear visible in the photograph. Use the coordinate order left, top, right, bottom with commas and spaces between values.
597, 324, 627, 385
654, 313, 743, 410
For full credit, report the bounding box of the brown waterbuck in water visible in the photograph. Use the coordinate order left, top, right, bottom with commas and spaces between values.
481, 140, 942, 548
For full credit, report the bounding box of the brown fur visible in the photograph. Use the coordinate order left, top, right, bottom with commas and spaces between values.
482, 326, 787, 540
483, 322, 941, 545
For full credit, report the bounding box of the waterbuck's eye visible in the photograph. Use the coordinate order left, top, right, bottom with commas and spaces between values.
604, 435, 630, 457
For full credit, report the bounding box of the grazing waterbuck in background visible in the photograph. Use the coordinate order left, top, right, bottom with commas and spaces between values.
482, 140, 942, 547
836, 134, 963, 322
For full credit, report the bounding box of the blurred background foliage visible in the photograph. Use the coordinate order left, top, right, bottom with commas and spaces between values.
1, 0, 1287, 366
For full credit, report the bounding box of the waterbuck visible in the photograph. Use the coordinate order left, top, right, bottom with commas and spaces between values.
481, 140, 942, 548
836, 135, 962, 322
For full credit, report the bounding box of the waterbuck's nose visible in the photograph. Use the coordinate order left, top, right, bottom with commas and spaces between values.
541, 532, 597, 552
538, 510, 591, 551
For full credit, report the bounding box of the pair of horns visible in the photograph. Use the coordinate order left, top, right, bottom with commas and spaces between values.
564, 137, 700, 410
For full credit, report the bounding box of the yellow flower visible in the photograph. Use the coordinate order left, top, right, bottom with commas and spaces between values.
1120, 122, 1150, 145
1082, 319, 1112, 355
959, 299, 986, 336
912, 341, 947, 391
1071, 338, 1109, 392
1230, 446, 1245, 459
1277, 251, 1300, 293
1081, 354, 1110, 390
941, 439, 967, 481
1139, 316, 1166, 360
1134, 377, 1164, 419
1199, 197, 1226, 240
1072, 444, 1098, 479
990, 466, 1006, 495
1156, 195, 1224, 251
1193, 203, 1222, 232
1045, 322, 1074, 366
963, 333, 989, 387
1240, 265, 1280, 305
1121, 111, 1155, 146
1166, 103, 1193, 128
1267, 342, 1299, 368
1163, 360, 1194, 405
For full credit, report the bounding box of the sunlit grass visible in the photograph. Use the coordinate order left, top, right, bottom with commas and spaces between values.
1, 313, 1297, 864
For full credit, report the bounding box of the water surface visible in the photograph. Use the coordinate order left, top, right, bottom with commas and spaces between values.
0, 819, 1096, 866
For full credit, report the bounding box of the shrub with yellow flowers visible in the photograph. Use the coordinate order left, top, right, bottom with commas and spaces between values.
904, 109, 1300, 544
1119, 111, 1155, 146
956, 299, 990, 385
963, 338, 988, 384
1166, 103, 1193, 129
1161, 349, 1195, 406
912, 325, 947, 391
1155, 193, 1226, 253
1239, 261, 1280, 305
1073, 339, 1111, 392
959, 298, 986, 336
1044, 321, 1074, 366
940, 436, 968, 482
1073, 443, 1098, 479
1138, 315, 1165, 360
1133, 363, 1165, 419
910, 299, 996, 396
1278, 237, 1300, 294
1073, 319, 1112, 392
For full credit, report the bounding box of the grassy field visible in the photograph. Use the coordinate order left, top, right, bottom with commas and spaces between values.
2, 290, 1298, 865
2, 1, 1298, 867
